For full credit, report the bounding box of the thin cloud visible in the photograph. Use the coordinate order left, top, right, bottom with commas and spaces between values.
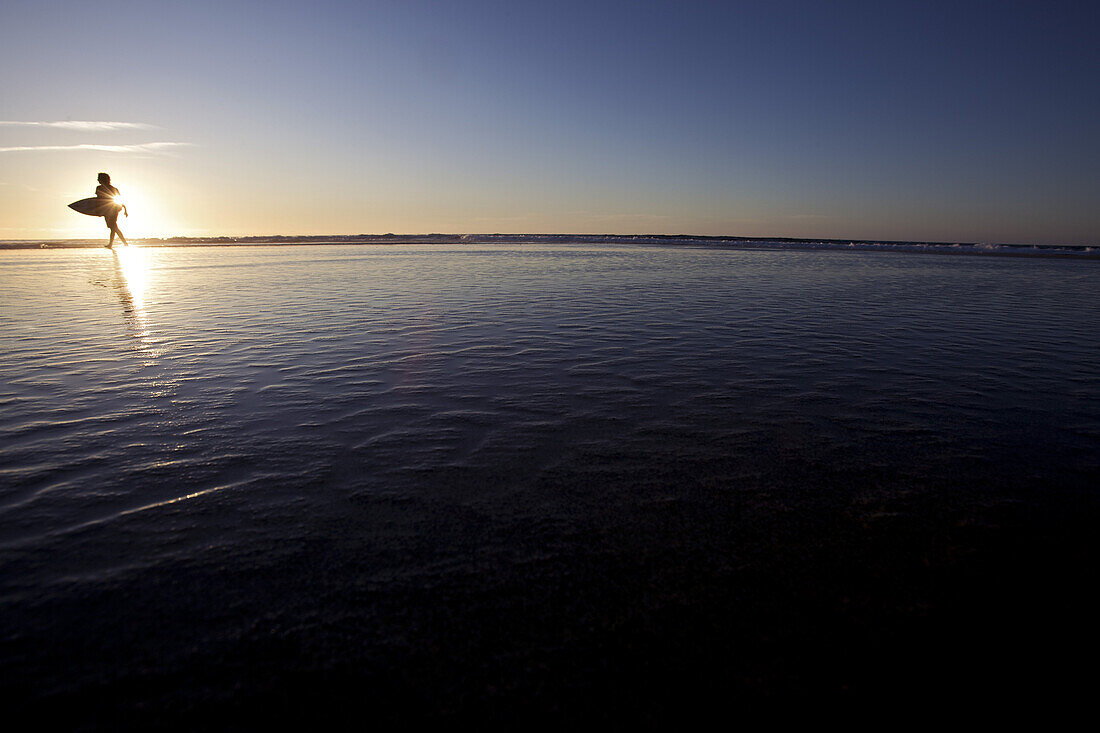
0, 182, 42, 191
0, 120, 156, 131
0, 142, 191, 153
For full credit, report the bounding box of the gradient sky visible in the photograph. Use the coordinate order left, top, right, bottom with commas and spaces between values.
1, 0, 1096, 243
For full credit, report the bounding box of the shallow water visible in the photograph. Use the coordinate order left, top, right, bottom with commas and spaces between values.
1, 244, 1098, 723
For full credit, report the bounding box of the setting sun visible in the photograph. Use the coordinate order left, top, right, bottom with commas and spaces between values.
57, 175, 188, 240
110, 187, 175, 239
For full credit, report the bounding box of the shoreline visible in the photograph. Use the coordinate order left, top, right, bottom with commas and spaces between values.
2, 235, 1098, 259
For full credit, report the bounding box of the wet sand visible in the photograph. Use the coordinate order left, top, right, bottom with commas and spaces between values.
1, 244, 1097, 725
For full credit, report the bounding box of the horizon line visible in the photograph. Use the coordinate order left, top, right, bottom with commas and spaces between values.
3, 232, 1096, 249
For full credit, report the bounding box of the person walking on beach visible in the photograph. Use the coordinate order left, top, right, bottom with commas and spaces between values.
95, 173, 128, 247
67, 173, 131, 246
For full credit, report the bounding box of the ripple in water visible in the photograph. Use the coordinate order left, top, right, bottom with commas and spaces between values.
1, 244, 1098, 723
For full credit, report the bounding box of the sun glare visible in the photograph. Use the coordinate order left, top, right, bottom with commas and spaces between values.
116, 187, 182, 239
56, 176, 188, 240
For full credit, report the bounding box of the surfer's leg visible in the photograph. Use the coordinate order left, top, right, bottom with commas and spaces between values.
105, 212, 126, 246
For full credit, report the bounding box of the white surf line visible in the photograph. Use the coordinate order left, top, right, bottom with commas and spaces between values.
115, 486, 225, 515
0, 481, 248, 550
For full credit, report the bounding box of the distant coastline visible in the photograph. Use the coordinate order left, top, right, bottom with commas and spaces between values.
2, 234, 1097, 258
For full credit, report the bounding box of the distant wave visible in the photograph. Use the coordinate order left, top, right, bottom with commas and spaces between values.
3, 234, 1097, 258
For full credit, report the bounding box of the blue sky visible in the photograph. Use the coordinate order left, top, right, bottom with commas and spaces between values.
1, 0, 1097, 243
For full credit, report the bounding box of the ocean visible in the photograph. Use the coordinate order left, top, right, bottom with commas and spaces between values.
2, 242, 1098, 725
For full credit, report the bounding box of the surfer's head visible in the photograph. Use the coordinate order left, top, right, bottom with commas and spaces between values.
97, 172, 110, 185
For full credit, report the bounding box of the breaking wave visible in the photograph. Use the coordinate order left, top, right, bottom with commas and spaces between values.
2, 233, 1096, 257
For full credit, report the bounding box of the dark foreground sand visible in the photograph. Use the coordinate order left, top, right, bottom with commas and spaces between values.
8, 475, 1097, 726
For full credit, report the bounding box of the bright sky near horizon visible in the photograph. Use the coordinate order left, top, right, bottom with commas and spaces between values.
1, 0, 1097, 244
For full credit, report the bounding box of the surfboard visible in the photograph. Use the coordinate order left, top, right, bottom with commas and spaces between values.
68, 197, 119, 217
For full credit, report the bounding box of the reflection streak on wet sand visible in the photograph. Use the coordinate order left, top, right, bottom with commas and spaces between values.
111, 248, 154, 351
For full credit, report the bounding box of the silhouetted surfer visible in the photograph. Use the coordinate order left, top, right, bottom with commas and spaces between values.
95, 173, 128, 247
68, 173, 130, 247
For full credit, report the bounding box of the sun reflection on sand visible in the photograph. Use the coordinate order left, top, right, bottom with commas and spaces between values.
111, 247, 161, 360
115, 247, 148, 307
